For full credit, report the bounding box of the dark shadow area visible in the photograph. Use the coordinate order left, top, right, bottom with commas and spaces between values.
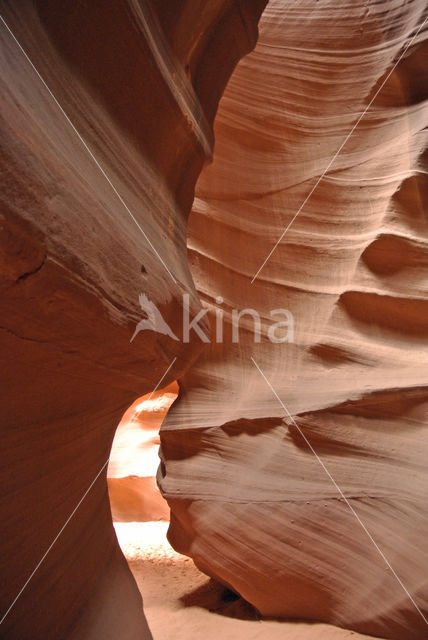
180, 578, 261, 621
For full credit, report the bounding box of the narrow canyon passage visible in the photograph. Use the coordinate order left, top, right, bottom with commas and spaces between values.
108, 383, 177, 524
1, 1, 427, 639
108, 386, 379, 640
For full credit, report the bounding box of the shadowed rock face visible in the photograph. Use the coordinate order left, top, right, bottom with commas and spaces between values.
158, 2, 428, 639
0, 1, 266, 638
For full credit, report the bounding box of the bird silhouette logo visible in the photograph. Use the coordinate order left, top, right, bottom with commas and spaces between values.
130, 293, 179, 343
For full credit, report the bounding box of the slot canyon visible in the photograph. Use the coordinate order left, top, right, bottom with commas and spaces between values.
0, 1, 427, 640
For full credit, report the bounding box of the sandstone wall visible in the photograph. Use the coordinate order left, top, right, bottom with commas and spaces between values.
159, 2, 428, 638
0, 2, 266, 638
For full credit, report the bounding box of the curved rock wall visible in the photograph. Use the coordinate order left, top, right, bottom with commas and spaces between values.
0, 1, 266, 638
159, 2, 428, 639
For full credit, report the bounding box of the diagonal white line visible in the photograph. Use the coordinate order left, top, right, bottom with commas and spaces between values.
147, 356, 177, 401
251, 15, 428, 283
0, 459, 109, 626
0, 357, 177, 625
0, 16, 176, 284
250, 356, 428, 625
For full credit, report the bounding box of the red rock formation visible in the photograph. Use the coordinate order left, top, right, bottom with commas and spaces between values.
158, 2, 428, 639
0, 1, 266, 638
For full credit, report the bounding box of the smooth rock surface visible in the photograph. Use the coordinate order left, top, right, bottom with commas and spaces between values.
0, 1, 266, 638
158, 2, 428, 639
116, 521, 379, 640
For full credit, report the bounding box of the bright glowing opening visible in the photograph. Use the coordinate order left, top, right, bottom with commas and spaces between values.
108, 382, 177, 540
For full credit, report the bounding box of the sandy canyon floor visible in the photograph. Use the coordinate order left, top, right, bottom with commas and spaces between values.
115, 522, 384, 640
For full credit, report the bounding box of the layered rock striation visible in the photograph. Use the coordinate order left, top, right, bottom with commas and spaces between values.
158, 2, 428, 639
0, 1, 266, 638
